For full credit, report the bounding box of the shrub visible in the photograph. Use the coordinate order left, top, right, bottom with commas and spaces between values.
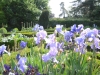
45, 29, 55, 32
12, 28, 19, 32
49, 18, 100, 28
39, 9, 49, 29
0, 27, 7, 34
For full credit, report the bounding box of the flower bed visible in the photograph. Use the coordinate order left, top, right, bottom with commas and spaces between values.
0, 24, 100, 75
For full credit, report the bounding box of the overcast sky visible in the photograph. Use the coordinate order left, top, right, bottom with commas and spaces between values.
48, 0, 75, 17
48, 0, 85, 17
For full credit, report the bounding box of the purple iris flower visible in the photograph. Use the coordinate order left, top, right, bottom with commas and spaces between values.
0, 45, 10, 56
48, 48, 58, 57
80, 28, 90, 36
45, 34, 56, 49
16, 54, 21, 61
74, 43, 87, 54
56, 24, 63, 33
75, 36, 85, 46
20, 41, 27, 48
64, 31, 73, 42
39, 26, 44, 30
36, 30, 47, 40
42, 48, 58, 62
42, 53, 51, 62
85, 30, 95, 39
77, 24, 84, 33
4, 64, 11, 72
92, 28, 98, 36
18, 57, 27, 72
25, 69, 31, 75
80, 44, 87, 54
91, 38, 100, 49
71, 24, 77, 33
48, 34, 56, 42
28, 64, 33, 69
32, 24, 39, 31
57, 42, 64, 51
42, 40, 58, 62
98, 30, 100, 34
35, 30, 47, 44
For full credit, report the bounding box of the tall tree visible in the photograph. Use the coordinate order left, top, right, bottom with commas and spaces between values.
59, 2, 69, 18
70, 0, 100, 20
1, 0, 49, 30
38, 9, 49, 29
34, 0, 49, 10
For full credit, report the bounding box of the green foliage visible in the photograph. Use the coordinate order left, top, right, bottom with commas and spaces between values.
1, 0, 49, 30
12, 28, 19, 32
70, 0, 100, 20
0, 27, 7, 34
0, 40, 14, 51
3, 1, 36, 30
0, 11, 7, 27
45, 29, 55, 32
39, 9, 49, 29
49, 18, 100, 28
34, 0, 49, 10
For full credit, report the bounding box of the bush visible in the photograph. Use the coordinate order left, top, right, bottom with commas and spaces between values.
12, 28, 19, 32
39, 9, 49, 29
49, 18, 100, 28
45, 29, 55, 32
0, 27, 7, 34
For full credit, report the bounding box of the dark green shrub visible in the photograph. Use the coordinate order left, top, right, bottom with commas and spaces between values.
39, 9, 49, 29
49, 18, 100, 28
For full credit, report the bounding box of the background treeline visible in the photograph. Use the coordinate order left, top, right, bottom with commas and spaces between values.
0, 0, 100, 30
0, 0, 49, 30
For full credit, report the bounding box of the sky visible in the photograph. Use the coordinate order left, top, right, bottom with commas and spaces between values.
48, 0, 75, 17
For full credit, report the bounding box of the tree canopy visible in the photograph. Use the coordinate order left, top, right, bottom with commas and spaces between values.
70, 0, 100, 20
0, 0, 49, 30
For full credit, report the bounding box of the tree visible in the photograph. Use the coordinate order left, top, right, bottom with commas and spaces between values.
70, 0, 100, 20
3, 1, 35, 30
34, 0, 49, 10
1, 0, 50, 30
38, 9, 49, 29
59, 2, 69, 18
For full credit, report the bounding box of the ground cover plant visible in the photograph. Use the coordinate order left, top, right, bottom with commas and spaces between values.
0, 24, 100, 75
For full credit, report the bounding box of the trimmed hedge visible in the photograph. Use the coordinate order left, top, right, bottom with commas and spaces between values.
49, 18, 100, 28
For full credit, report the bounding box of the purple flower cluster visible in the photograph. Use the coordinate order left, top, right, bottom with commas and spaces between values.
71, 24, 84, 33
32, 24, 44, 32
56, 24, 63, 33
20, 41, 27, 49
42, 34, 59, 63
0, 45, 10, 56
34, 30, 47, 45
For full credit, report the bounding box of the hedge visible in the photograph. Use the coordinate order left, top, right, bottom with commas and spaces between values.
48, 18, 100, 28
